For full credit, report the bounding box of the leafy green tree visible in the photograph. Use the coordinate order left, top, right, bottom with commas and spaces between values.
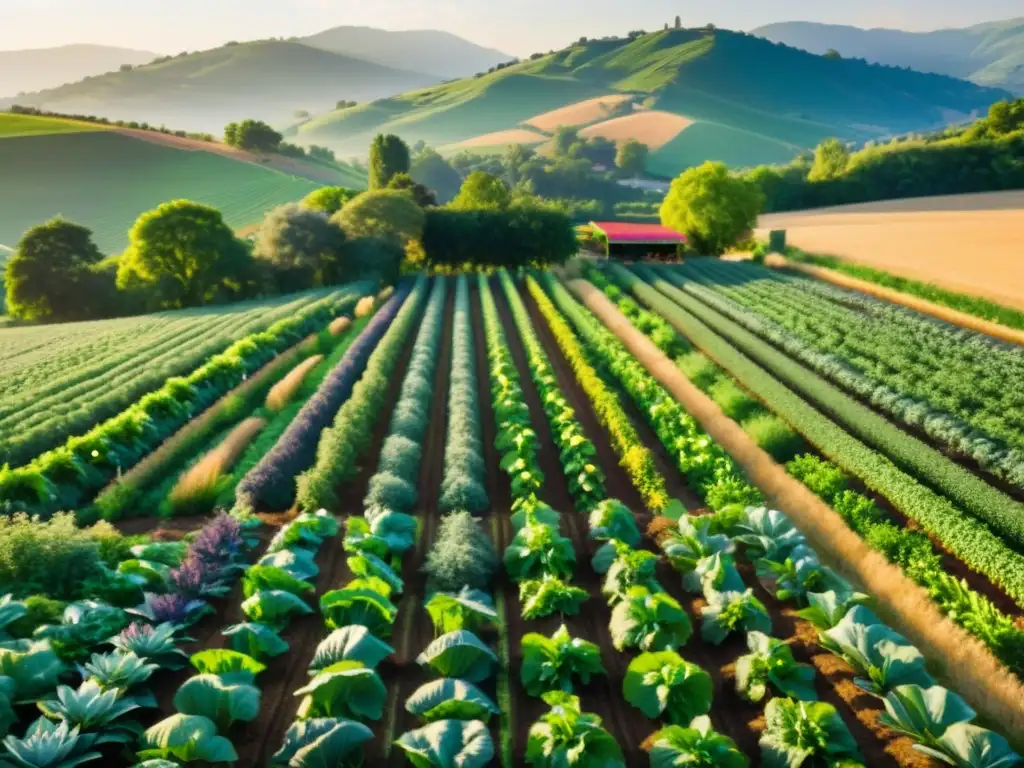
301, 186, 360, 215
552, 126, 581, 157
660, 161, 764, 255
387, 172, 438, 208
254, 203, 347, 290
332, 189, 426, 248
616, 139, 649, 176
412, 149, 463, 202
503, 143, 536, 186
117, 200, 252, 308
808, 138, 850, 181
579, 136, 618, 167
368, 133, 411, 190
824, 49, 842, 59
450, 171, 511, 211
4, 218, 105, 322
224, 119, 283, 153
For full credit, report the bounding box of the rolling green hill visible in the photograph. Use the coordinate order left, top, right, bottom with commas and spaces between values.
0, 116, 325, 254
296, 28, 1007, 175
2, 40, 436, 133
0, 44, 160, 101
753, 18, 1024, 95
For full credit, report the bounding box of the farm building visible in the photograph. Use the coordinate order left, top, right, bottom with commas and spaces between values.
585, 221, 687, 261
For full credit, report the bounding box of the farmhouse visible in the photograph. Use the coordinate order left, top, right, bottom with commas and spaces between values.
587, 220, 687, 261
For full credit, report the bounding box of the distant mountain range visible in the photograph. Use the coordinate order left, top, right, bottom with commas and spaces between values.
752, 18, 1024, 94
292, 28, 1007, 175
0, 45, 160, 99
0, 28, 512, 132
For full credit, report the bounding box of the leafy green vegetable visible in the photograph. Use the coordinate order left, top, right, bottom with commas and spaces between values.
504, 523, 575, 582
257, 549, 318, 581
510, 499, 560, 532
0, 596, 27, 642
602, 543, 660, 605
270, 718, 374, 768
221, 622, 289, 661
416, 631, 497, 683
320, 587, 398, 639
189, 649, 265, 684
294, 661, 386, 722
519, 576, 588, 620
521, 625, 605, 697
700, 590, 771, 646
395, 719, 495, 768
111, 623, 189, 671
347, 554, 404, 596
756, 545, 845, 605
173, 674, 261, 733
80, 651, 157, 695
0, 717, 101, 767
734, 506, 807, 562
587, 500, 641, 547
609, 586, 692, 652
425, 589, 498, 635
684, 552, 745, 595
405, 679, 500, 723
37, 680, 142, 743
661, 514, 733, 575
759, 698, 863, 768
914, 722, 1022, 768
623, 651, 712, 725
796, 590, 869, 631
116, 560, 171, 591
648, 717, 749, 768
308, 627, 394, 674
0, 639, 62, 702
241, 590, 313, 629
877, 684, 975, 748
241, 565, 314, 600
736, 631, 816, 703
526, 692, 624, 767
137, 714, 238, 764
345, 510, 417, 558
823, 606, 933, 694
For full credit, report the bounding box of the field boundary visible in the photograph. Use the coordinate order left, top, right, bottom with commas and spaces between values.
767, 254, 1024, 345
564, 276, 1024, 739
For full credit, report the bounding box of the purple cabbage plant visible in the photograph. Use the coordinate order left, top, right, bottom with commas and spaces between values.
129, 592, 212, 628
236, 284, 414, 512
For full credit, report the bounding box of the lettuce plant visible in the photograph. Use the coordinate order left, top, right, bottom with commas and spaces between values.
294, 661, 386, 722
648, 717, 748, 768
241, 590, 313, 630
734, 507, 807, 562
320, 586, 398, 639
270, 718, 374, 767
914, 722, 1022, 768
396, 719, 494, 768
345, 510, 416, 558
623, 651, 712, 725
425, 589, 497, 636
526, 692, 624, 768
347, 554, 403, 596
700, 590, 771, 646
37, 680, 142, 744
504, 523, 575, 583
661, 514, 733, 575
222, 622, 289, 661
34, 601, 129, 662
759, 698, 862, 768
257, 549, 318, 581
79, 651, 157, 696
111, 623, 188, 671
510, 498, 560, 532
877, 684, 975, 749
405, 679, 500, 723
137, 714, 237, 764
173, 674, 261, 733
609, 586, 692, 652
242, 565, 314, 601
602, 543, 661, 605
308, 627, 394, 674
797, 590, 869, 631
129, 542, 187, 568
822, 606, 933, 694
189, 649, 265, 683
521, 625, 605, 697
416, 631, 497, 683
684, 552, 745, 595
588, 499, 641, 547
756, 546, 845, 605
736, 632, 817, 703
0, 717, 101, 767
519, 576, 588, 620
116, 560, 170, 592
0, 639, 62, 702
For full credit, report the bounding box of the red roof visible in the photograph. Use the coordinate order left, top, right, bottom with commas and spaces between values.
590, 221, 686, 244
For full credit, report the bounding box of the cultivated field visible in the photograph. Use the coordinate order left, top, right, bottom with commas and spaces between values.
0, 265, 1021, 767
759, 190, 1024, 309
446, 127, 549, 150
524, 94, 634, 132
579, 110, 694, 149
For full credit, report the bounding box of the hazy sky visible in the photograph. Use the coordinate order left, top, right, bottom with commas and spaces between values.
1, 0, 1021, 55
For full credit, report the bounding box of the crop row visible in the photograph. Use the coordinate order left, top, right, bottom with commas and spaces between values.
498, 271, 606, 512
588, 264, 1024, 676
0, 284, 371, 519
681, 260, 1024, 488
628, 264, 1024, 607
295, 275, 432, 512
439, 275, 489, 515
0, 290, 343, 467
235, 282, 412, 513
524, 274, 669, 512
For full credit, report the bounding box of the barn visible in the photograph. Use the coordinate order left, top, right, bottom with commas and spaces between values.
587, 221, 687, 261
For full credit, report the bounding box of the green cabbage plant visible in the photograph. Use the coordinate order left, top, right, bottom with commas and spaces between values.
521, 625, 605, 696
525, 692, 624, 768
797, 590, 869, 631
602, 543, 661, 605
759, 698, 862, 768
700, 590, 771, 646
222, 622, 289, 661
319, 586, 398, 639
648, 717, 748, 768
425, 589, 498, 635
416, 631, 496, 683
623, 651, 712, 725
396, 719, 494, 768
270, 718, 373, 768
0, 717, 101, 767
294, 661, 387, 722
37, 680, 142, 744
519, 576, 588, 620
877, 684, 975, 749
308, 626, 394, 674
80, 651, 158, 696
914, 722, 1022, 768
405, 679, 500, 723
504, 523, 575, 582
736, 631, 816, 703
609, 586, 692, 652
137, 714, 237, 764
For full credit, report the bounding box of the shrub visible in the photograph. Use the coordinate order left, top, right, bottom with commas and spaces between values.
364, 472, 418, 513
744, 414, 805, 464
709, 378, 760, 423
439, 477, 490, 516
7, 595, 67, 638
377, 436, 423, 481
424, 511, 499, 593
390, 401, 429, 442
0, 513, 107, 599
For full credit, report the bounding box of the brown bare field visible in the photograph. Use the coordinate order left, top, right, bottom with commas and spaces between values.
167, 417, 266, 508
566, 277, 1024, 739
265, 354, 323, 412
524, 94, 634, 132
446, 127, 548, 149
578, 111, 694, 149
766, 255, 1024, 345
758, 191, 1024, 310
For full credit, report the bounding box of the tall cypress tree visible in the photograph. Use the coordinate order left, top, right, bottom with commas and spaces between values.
369, 133, 411, 190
